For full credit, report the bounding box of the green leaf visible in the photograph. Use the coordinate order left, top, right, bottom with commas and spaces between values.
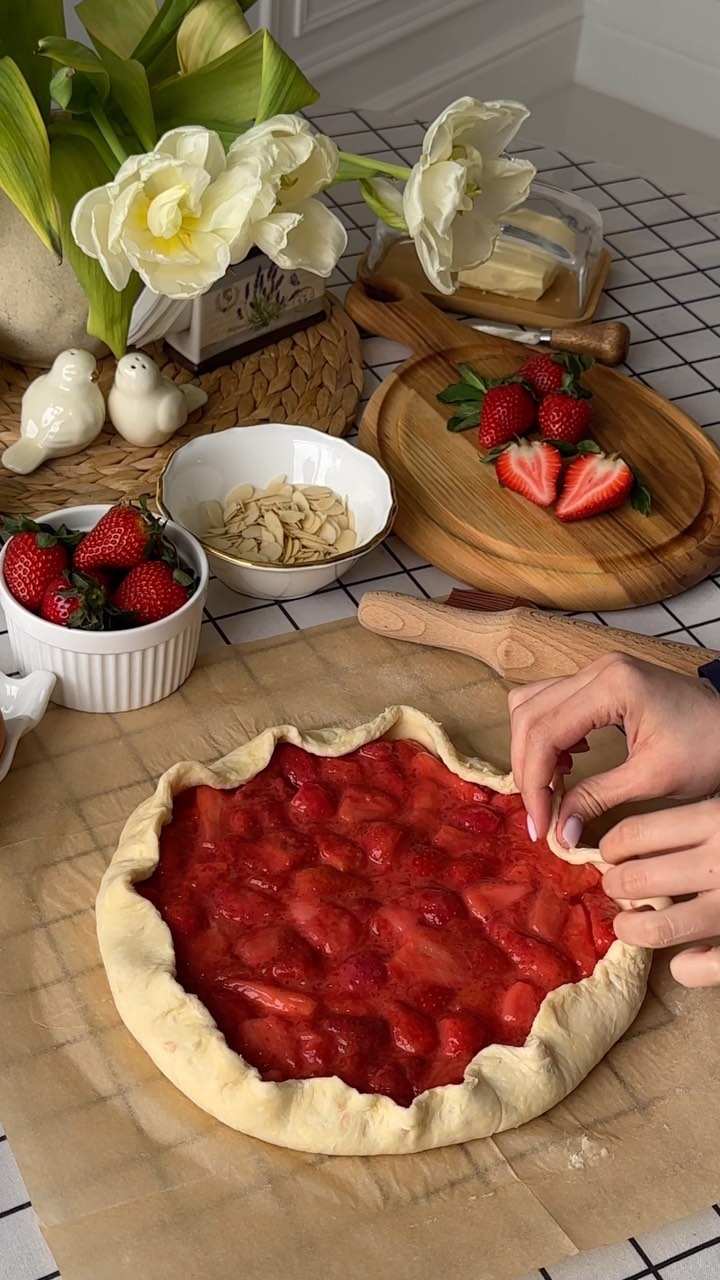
48, 118, 118, 174
447, 404, 481, 433
152, 28, 318, 132
437, 382, 484, 405
38, 36, 110, 102
575, 439, 602, 454
0, 58, 60, 256
177, 0, 252, 74
49, 132, 139, 356
456, 363, 487, 393
359, 177, 407, 232
0, 0, 65, 121
76, 0, 157, 58
94, 40, 156, 150
132, 0, 201, 69
631, 468, 652, 516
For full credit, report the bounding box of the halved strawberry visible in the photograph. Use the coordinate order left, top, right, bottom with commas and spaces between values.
490, 439, 562, 508
555, 445, 651, 522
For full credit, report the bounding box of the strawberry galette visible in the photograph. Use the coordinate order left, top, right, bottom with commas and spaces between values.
96, 706, 651, 1155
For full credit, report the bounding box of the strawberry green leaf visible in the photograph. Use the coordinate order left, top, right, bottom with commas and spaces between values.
456, 363, 487, 392
631, 469, 652, 516
437, 382, 484, 404
542, 438, 577, 457
575, 439, 602, 454
446, 404, 481, 432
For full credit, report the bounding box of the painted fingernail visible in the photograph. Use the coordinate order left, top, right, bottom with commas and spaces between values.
562, 814, 583, 848
527, 814, 537, 842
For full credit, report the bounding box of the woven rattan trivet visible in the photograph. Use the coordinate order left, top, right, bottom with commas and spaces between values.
0, 294, 363, 517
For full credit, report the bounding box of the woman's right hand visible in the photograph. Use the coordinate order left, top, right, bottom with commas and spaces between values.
508, 652, 720, 845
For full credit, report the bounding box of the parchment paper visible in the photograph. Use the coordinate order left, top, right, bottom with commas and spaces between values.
1, 617, 718, 1280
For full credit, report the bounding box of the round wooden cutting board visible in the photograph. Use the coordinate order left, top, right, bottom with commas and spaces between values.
352, 282, 720, 611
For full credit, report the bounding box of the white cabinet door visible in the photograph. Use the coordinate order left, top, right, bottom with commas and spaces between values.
256, 0, 583, 116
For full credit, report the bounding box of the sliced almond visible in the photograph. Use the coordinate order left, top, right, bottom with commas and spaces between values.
335, 530, 357, 554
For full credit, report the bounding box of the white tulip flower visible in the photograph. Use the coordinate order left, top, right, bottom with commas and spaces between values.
402, 98, 537, 294
72, 126, 267, 299
227, 114, 347, 277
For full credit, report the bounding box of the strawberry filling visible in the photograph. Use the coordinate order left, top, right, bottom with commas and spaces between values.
138, 739, 617, 1107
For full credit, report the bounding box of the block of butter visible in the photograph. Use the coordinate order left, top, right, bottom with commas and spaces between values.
458, 210, 577, 301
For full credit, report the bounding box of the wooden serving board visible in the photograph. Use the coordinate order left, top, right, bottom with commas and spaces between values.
350, 279, 720, 611
357, 242, 612, 327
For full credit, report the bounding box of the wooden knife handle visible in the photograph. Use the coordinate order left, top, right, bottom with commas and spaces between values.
550, 321, 630, 366
345, 276, 482, 356
357, 592, 713, 682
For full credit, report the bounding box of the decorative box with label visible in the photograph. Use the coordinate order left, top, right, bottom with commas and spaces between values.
165, 250, 328, 374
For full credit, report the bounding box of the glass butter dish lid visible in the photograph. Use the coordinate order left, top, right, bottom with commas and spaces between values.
362, 181, 608, 327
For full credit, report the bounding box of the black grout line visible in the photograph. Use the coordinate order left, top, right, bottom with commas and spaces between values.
36, 1272, 62, 1280
0, 1133, 6, 1142
0, 1200, 31, 1220
629, 1238, 664, 1279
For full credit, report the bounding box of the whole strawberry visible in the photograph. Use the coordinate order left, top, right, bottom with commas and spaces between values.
1, 518, 80, 612
74, 497, 162, 573
518, 352, 593, 399
40, 571, 108, 630
478, 380, 536, 450
112, 561, 194, 625
538, 388, 593, 445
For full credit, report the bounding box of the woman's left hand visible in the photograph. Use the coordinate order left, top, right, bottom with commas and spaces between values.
601, 797, 720, 987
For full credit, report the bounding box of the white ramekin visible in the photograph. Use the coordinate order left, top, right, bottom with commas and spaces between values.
0, 505, 209, 713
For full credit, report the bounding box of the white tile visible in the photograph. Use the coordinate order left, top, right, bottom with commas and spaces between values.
524, 148, 570, 171
0, 1206, 58, 1280
285, 588, 357, 628
693, 358, 720, 388
575, 184, 618, 210
600, 207, 642, 235
701, 212, 720, 237
362, 368, 381, 399
345, 226, 370, 255
627, 197, 689, 225
378, 123, 426, 147
607, 228, 668, 256
689, 618, 720, 650
362, 336, 411, 366
342, 544, 401, 584
594, 294, 630, 320
567, 612, 605, 626
655, 219, 715, 247
607, 261, 649, 288
577, 160, 630, 184
660, 1244, 720, 1279
331, 130, 389, 155
538, 166, 592, 191
605, 177, 663, 203
665, 579, 720, 625
411, 565, 467, 597
624, 317, 655, 343
218, 606, 295, 644
640, 306, 705, 337
609, 282, 674, 311
682, 241, 720, 270
674, 390, 720, 425
663, 273, 720, 303
633, 249, 695, 279
345, 572, 425, 605
340, 199, 377, 228
689, 296, 720, 326
538, 1238, 649, 1280
642, 365, 712, 398
599, 602, 681, 636
384, 535, 429, 570
626, 339, 683, 374
205, 577, 260, 617
667, 330, 720, 361
0, 1143, 29, 1215
675, 193, 720, 216
198, 620, 227, 654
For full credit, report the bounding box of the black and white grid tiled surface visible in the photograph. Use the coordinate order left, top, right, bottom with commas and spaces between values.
2, 110, 720, 1279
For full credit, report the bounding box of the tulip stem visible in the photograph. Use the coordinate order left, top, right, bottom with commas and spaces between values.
89, 103, 129, 168
335, 151, 411, 183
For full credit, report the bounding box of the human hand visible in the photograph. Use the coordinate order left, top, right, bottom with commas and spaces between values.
508, 653, 720, 846
601, 798, 720, 987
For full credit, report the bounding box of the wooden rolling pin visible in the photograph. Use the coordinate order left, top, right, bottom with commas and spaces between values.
345, 275, 630, 366
358, 592, 713, 682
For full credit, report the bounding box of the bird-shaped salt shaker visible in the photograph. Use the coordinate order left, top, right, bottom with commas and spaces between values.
108, 352, 207, 447
2, 348, 106, 475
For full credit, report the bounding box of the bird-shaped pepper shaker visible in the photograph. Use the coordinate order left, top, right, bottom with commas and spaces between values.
108, 352, 207, 447
2, 348, 106, 475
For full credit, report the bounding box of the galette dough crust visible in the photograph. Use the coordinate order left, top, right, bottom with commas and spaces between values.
96, 705, 653, 1157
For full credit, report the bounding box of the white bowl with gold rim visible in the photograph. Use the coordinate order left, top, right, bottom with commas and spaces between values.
156, 425, 396, 601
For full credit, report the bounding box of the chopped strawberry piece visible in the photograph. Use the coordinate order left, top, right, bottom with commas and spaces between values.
366, 1062, 414, 1108
211, 884, 275, 927
583, 890, 618, 958
321, 757, 364, 785
387, 1002, 436, 1056
369, 906, 424, 948
316, 833, 365, 873
357, 821, 404, 868
221, 978, 317, 1020
333, 952, 388, 996
450, 804, 503, 836
464, 882, 532, 922
337, 787, 398, 823
163, 899, 203, 934
238, 1016, 300, 1075
487, 923, 575, 990
389, 937, 466, 987
416, 887, 464, 928
290, 782, 336, 819
324, 1013, 388, 1059
445, 858, 488, 889
412, 983, 456, 1018
359, 740, 394, 761
227, 806, 258, 837
500, 982, 541, 1037
234, 926, 287, 967
433, 824, 484, 855
563, 903, 598, 978
410, 751, 452, 788
529, 887, 569, 942
288, 899, 362, 959
194, 785, 225, 841
406, 844, 448, 879
438, 1012, 487, 1059
256, 830, 313, 873
275, 743, 320, 785
296, 1025, 337, 1075
292, 866, 370, 903
365, 762, 408, 800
